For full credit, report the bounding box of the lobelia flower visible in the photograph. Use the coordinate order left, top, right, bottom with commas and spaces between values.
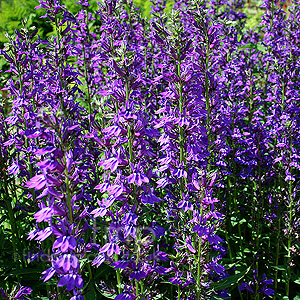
0, 284, 33, 300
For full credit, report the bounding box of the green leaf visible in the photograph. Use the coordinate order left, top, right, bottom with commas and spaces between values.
272, 265, 287, 271
150, 292, 167, 300
239, 43, 267, 53
212, 266, 251, 291
95, 281, 117, 299
293, 296, 300, 300
243, 248, 251, 254
231, 216, 238, 227
294, 278, 300, 285
0, 215, 7, 225
9, 268, 41, 276
85, 286, 97, 300
98, 291, 116, 299
211, 294, 231, 300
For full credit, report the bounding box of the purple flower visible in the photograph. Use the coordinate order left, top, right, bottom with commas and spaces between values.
54, 254, 79, 272
36, 227, 53, 241
7, 162, 20, 175
57, 274, 83, 291
99, 242, 120, 257
193, 225, 209, 237
206, 256, 226, 275
92, 254, 106, 267
182, 272, 196, 288
177, 199, 194, 212
112, 259, 130, 270
12, 284, 32, 300
0, 288, 8, 299
262, 273, 274, 285
145, 224, 166, 239
129, 270, 146, 281
185, 236, 196, 253
169, 272, 183, 285
34, 207, 53, 223
53, 236, 77, 253
141, 192, 162, 205
127, 172, 149, 186
25, 174, 46, 190
155, 265, 170, 275
101, 157, 120, 173
91, 206, 107, 217
259, 286, 274, 297
207, 234, 224, 245
41, 267, 56, 282
173, 167, 187, 179
70, 296, 84, 300
238, 282, 254, 293
115, 293, 133, 300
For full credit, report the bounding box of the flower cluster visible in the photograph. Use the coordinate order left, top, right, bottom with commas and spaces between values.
0, 0, 299, 299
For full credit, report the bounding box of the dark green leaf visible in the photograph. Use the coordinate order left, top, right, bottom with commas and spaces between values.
212, 266, 251, 291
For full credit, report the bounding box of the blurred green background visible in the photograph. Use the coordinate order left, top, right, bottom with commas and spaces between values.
0, 0, 156, 44
0, 0, 155, 70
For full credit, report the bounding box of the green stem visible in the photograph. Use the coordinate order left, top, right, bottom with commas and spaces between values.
270, 0, 274, 33
140, 280, 144, 300
144, 30, 148, 76
273, 215, 281, 298
57, 287, 62, 300
135, 280, 139, 297
281, 83, 286, 112
65, 164, 73, 224
25, 137, 36, 201
55, 15, 61, 47
285, 180, 293, 297
5, 200, 18, 253
231, 144, 243, 252
196, 236, 202, 300
59, 135, 73, 225
87, 262, 93, 280
114, 254, 122, 294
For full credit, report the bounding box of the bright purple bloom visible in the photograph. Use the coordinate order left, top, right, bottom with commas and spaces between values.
99, 242, 120, 257
13, 284, 33, 300
92, 254, 106, 267
129, 270, 146, 281
57, 274, 83, 291
25, 174, 46, 190
53, 236, 77, 253
115, 293, 133, 300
